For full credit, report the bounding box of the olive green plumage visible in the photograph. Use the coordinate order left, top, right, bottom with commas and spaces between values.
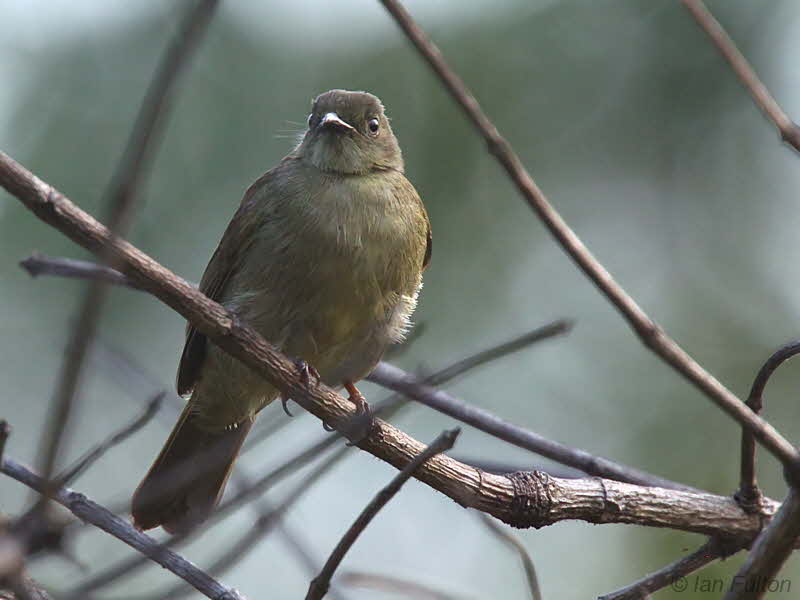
132, 90, 431, 533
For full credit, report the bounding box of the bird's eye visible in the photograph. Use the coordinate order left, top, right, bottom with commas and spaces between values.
367, 118, 380, 135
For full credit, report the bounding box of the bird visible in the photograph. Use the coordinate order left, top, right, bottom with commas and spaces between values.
131, 90, 431, 533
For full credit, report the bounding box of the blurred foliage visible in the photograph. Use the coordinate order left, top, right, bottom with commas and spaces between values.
3, 0, 800, 598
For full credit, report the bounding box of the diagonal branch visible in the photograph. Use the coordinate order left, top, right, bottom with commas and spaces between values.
0, 152, 786, 540
306, 429, 460, 600
681, 0, 800, 152
375, 0, 800, 474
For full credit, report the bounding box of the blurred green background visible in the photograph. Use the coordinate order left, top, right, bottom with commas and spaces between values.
3, 0, 800, 598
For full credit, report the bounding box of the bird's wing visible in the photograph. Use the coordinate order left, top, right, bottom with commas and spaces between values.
176, 168, 277, 396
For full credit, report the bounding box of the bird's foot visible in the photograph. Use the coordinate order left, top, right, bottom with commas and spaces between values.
341, 381, 374, 445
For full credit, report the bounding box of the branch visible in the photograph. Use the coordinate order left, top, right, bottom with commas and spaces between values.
375, 0, 800, 474
19, 253, 140, 290
306, 429, 460, 600
738, 341, 800, 511
681, 0, 800, 152
478, 513, 541, 600
369, 362, 699, 493
599, 537, 742, 600
724, 489, 800, 600
0, 152, 787, 542
1, 457, 246, 600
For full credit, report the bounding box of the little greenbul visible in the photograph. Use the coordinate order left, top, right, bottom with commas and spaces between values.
131, 90, 431, 533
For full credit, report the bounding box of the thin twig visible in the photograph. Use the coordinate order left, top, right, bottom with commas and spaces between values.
724, 489, 800, 600
599, 538, 742, 600
478, 513, 541, 600
369, 362, 698, 493
19, 253, 140, 290
376, 0, 800, 473
54, 391, 164, 486
306, 429, 460, 600
1, 457, 246, 600
33, 0, 219, 511
738, 340, 800, 511
681, 0, 800, 151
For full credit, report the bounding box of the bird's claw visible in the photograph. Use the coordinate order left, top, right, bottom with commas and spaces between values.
294, 358, 320, 387
281, 396, 294, 417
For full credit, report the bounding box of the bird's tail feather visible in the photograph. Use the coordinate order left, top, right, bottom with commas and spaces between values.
131, 402, 253, 534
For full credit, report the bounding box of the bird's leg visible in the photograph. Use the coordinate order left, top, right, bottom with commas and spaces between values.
344, 381, 371, 417
283, 358, 321, 417
338, 381, 374, 445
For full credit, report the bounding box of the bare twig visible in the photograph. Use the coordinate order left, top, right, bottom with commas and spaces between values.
340, 571, 472, 600
0, 154, 789, 541
19, 253, 140, 290
478, 513, 541, 600
1, 456, 246, 600
369, 362, 698, 493
599, 538, 742, 600
738, 341, 800, 511
33, 0, 219, 511
376, 0, 800, 473
55, 392, 163, 486
724, 489, 800, 600
306, 429, 460, 600
681, 0, 800, 152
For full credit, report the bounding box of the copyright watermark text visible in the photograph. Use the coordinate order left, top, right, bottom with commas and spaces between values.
671, 575, 791, 594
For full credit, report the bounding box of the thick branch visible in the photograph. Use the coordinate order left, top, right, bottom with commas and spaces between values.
0, 152, 785, 542
376, 0, 800, 474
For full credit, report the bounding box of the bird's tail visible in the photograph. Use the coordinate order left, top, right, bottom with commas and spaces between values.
131, 403, 253, 534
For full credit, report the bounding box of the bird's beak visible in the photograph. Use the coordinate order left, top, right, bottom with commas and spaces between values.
320, 112, 354, 131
